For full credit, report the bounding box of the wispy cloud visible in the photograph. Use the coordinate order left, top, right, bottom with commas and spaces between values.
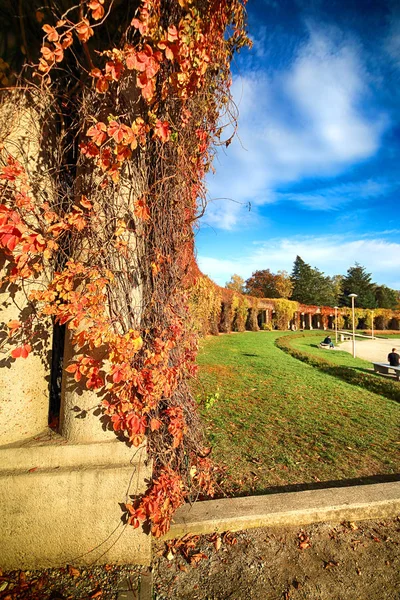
198, 235, 400, 289
277, 179, 395, 210
205, 24, 387, 229
385, 3, 400, 69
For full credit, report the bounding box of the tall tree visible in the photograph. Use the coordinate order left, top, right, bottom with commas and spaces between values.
329, 274, 343, 306
225, 274, 245, 294
275, 270, 293, 299
245, 269, 292, 298
290, 256, 335, 306
374, 284, 398, 309
340, 264, 377, 308
245, 269, 280, 297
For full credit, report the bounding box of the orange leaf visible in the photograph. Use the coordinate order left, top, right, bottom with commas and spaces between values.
42, 24, 59, 42
80, 195, 93, 210
87, 122, 107, 146
88, 0, 105, 20
134, 197, 150, 221
150, 418, 161, 431
67, 564, 80, 577
154, 120, 171, 143
76, 19, 94, 43
11, 344, 31, 359
7, 320, 21, 330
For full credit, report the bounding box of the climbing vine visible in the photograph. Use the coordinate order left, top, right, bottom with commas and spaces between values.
0, 0, 250, 537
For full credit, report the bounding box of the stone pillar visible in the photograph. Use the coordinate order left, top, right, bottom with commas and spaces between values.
59, 333, 116, 444
0, 94, 53, 446
0, 282, 51, 446
308, 313, 313, 330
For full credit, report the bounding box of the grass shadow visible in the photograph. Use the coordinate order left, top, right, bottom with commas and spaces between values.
221, 472, 400, 499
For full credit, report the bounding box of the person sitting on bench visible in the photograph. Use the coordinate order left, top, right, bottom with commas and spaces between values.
321, 335, 334, 348
388, 348, 400, 367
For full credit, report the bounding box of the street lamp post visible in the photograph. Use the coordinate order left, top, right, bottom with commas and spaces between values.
371, 310, 374, 339
334, 306, 338, 344
348, 293, 358, 358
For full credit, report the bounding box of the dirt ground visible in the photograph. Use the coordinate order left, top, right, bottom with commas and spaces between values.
339, 337, 398, 363
1, 516, 399, 599
152, 516, 400, 600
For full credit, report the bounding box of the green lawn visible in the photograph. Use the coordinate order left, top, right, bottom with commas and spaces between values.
192, 331, 400, 496
289, 331, 374, 369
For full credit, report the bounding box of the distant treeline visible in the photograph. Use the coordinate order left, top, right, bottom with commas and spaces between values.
225, 257, 399, 310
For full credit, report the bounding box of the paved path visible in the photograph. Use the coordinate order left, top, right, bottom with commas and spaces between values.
339, 337, 399, 363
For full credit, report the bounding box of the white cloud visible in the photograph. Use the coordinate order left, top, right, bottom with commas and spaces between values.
385, 6, 400, 69
205, 25, 387, 229
198, 235, 400, 290
277, 179, 394, 210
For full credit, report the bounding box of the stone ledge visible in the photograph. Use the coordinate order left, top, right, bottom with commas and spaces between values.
0, 435, 147, 472
163, 481, 400, 539
0, 442, 152, 570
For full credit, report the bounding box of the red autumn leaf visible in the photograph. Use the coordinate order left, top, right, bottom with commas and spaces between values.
42, 24, 59, 42
154, 120, 171, 143
0, 226, 22, 252
90, 67, 103, 78
111, 413, 125, 431
98, 147, 113, 171
116, 144, 132, 162
130, 17, 148, 36
79, 141, 100, 157
125, 48, 146, 72
107, 120, 127, 144
87, 122, 107, 146
105, 60, 123, 81
11, 344, 31, 359
137, 72, 156, 103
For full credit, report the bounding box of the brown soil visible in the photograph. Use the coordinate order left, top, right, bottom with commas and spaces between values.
152, 516, 400, 600
1, 516, 399, 599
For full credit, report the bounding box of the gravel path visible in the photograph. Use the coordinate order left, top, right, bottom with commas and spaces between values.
339, 337, 399, 363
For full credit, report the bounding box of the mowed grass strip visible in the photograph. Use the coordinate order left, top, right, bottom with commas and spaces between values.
192, 331, 400, 496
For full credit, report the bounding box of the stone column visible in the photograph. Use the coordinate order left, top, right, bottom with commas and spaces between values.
0, 282, 51, 445
308, 313, 313, 330
0, 94, 53, 446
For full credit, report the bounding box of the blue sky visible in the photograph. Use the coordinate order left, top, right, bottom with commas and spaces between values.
196, 0, 400, 290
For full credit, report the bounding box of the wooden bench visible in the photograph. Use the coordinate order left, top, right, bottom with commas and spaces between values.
372, 362, 400, 380
319, 343, 334, 349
